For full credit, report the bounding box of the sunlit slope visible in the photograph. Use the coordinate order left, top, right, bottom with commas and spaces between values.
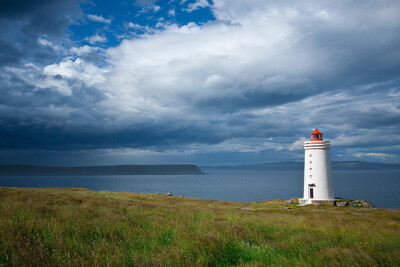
0, 187, 399, 266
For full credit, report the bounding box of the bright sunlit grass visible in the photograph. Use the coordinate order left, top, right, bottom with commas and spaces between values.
0, 187, 399, 266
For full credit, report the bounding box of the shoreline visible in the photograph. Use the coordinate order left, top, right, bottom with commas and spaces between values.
0, 186, 392, 209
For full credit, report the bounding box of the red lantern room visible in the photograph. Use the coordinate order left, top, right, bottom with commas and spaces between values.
310, 128, 323, 141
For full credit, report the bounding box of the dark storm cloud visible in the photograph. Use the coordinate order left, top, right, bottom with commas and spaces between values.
1, 0, 400, 165
0, 0, 81, 66
301, 78, 400, 132
196, 78, 316, 113
303, 30, 400, 90
0, 70, 105, 109
0, 115, 229, 150
0, 39, 22, 65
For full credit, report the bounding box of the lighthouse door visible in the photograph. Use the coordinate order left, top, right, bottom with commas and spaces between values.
309, 188, 314, 199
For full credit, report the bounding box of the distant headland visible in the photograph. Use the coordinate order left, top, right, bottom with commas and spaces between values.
0, 164, 204, 176
201, 161, 400, 171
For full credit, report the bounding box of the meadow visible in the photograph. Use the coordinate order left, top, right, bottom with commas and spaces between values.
0, 187, 399, 266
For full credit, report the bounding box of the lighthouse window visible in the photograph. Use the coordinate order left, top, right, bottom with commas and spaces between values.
309, 154, 312, 157
310, 161, 312, 164
310, 175, 312, 178
309, 168, 312, 170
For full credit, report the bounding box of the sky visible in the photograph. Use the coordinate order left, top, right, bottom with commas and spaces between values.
0, 0, 400, 166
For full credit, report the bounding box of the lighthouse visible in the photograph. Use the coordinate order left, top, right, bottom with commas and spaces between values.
299, 129, 335, 205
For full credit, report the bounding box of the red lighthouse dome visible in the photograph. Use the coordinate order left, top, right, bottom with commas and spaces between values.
310, 128, 323, 141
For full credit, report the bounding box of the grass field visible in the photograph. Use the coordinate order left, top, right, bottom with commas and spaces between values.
0, 187, 399, 266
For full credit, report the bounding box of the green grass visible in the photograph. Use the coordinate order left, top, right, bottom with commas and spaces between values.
0, 187, 399, 266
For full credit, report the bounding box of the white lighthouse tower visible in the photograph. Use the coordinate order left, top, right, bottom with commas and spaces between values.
299, 129, 335, 205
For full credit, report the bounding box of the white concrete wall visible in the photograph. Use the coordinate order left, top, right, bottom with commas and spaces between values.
303, 142, 334, 201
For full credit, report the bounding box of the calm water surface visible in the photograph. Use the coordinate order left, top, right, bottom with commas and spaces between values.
0, 169, 399, 208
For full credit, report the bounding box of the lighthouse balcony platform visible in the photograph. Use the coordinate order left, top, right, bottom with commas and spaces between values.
304, 140, 330, 149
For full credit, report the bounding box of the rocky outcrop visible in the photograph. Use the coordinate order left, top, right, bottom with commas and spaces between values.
349, 200, 375, 208
293, 198, 375, 207
334, 199, 375, 208
336, 201, 348, 207
286, 198, 299, 204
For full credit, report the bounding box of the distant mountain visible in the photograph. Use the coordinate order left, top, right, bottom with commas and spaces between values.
332, 161, 400, 170
201, 161, 400, 171
202, 161, 303, 171
0, 164, 204, 176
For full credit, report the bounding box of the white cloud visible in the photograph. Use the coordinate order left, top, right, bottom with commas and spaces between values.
38, 37, 53, 47
288, 137, 307, 151
97, 1, 399, 149
37, 37, 63, 52
354, 152, 394, 159
87, 14, 111, 24
153, 5, 161, 12
183, 0, 210, 12
85, 35, 107, 44
127, 22, 157, 34
203, 73, 233, 92
43, 58, 108, 93
168, 9, 176, 17
104, 6, 317, 122
127, 22, 142, 30
69, 45, 99, 56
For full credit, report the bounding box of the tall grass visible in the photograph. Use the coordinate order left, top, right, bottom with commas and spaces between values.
0, 187, 399, 266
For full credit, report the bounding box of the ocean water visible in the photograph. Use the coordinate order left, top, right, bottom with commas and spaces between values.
0, 169, 399, 208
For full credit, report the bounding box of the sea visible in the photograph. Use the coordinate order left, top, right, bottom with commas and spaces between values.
0, 168, 399, 209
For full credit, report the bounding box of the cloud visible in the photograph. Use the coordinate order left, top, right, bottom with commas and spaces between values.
135, 0, 157, 7
134, 0, 162, 14
101, 0, 399, 162
87, 14, 111, 24
85, 34, 107, 44
1, 0, 400, 164
153, 5, 161, 12
0, 0, 81, 67
43, 58, 108, 88
168, 9, 176, 17
127, 22, 143, 30
354, 152, 395, 159
38, 38, 54, 48
69, 45, 99, 56
126, 22, 156, 34
183, 0, 211, 12
288, 138, 307, 151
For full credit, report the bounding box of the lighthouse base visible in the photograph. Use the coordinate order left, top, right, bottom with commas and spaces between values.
298, 199, 336, 206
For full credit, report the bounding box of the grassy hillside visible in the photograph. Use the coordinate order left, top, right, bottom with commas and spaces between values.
0, 187, 399, 266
